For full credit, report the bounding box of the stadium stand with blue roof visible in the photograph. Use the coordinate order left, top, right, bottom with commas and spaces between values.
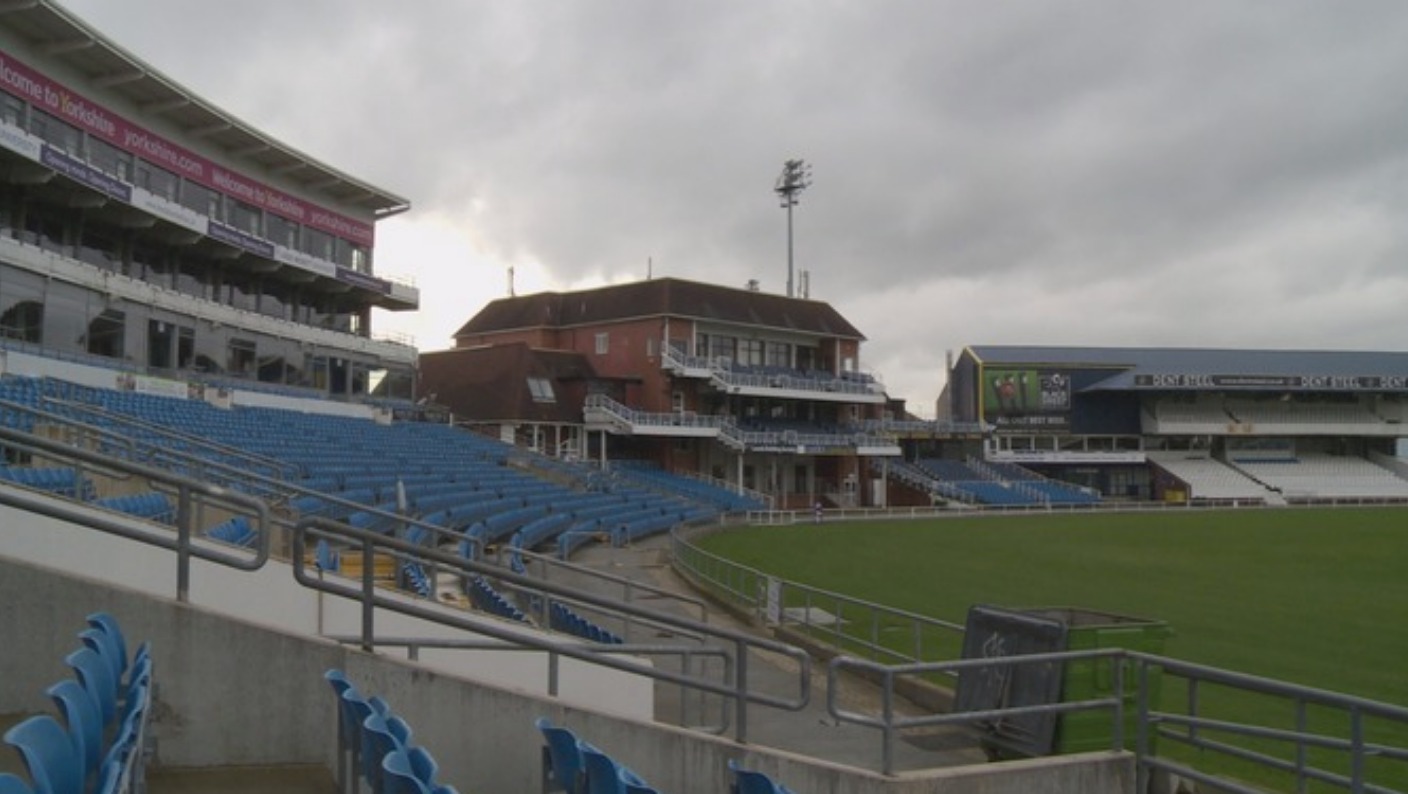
936, 345, 1408, 505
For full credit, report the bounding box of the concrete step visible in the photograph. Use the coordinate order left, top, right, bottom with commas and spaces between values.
147, 764, 333, 794
4, 714, 333, 794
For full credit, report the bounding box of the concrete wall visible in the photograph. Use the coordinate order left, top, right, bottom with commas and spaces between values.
0, 552, 1134, 794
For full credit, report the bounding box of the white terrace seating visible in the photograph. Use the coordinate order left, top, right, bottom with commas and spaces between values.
1229, 453, 1408, 500
1147, 451, 1271, 502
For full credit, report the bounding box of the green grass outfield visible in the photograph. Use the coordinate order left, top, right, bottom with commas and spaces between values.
697, 507, 1408, 707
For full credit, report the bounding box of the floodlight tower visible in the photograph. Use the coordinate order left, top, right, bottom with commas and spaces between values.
774, 158, 812, 298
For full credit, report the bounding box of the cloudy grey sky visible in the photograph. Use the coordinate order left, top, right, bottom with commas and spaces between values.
62, 1, 1408, 414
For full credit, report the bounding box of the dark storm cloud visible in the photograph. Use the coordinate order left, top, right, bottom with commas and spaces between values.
61, 1, 1408, 407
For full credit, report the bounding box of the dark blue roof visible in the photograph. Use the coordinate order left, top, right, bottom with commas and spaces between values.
963, 346, 1408, 392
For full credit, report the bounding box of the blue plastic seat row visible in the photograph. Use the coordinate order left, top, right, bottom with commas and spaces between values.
535, 718, 660, 794
91, 492, 174, 524
464, 575, 527, 622
538, 718, 799, 794
0, 466, 92, 499
325, 670, 458, 794
402, 562, 433, 598
206, 516, 256, 547
549, 602, 623, 645
611, 512, 689, 547
2, 612, 154, 794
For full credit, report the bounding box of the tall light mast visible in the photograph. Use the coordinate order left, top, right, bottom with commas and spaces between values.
774, 159, 812, 298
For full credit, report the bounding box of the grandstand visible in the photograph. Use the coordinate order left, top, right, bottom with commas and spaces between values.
2, 3, 1406, 794
937, 345, 1408, 504
0, 1, 418, 403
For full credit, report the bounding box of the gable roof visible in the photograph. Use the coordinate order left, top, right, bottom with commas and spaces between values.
453, 277, 865, 340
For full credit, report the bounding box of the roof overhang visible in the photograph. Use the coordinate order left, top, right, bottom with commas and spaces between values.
0, 1, 410, 216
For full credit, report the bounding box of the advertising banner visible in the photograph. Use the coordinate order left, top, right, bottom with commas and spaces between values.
982, 368, 1071, 430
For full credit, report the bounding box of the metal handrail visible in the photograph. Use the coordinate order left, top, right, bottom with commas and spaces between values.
325, 634, 735, 733
0, 417, 812, 744
0, 425, 272, 600
671, 525, 965, 666
827, 650, 1129, 775
825, 648, 1408, 791
291, 516, 812, 743
506, 543, 710, 624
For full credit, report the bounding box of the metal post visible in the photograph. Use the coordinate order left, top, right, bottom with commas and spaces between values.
1136, 661, 1151, 794
1295, 699, 1308, 794
1187, 678, 1200, 744
774, 159, 811, 298
1112, 657, 1125, 751
175, 484, 192, 602
882, 667, 895, 775
679, 649, 692, 727
1350, 705, 1365, 793
868, 608, 878, 656
623, 580, 635, 639
785, 199, 795, 298
735, 638, 749, 743
360, 537, 375, 652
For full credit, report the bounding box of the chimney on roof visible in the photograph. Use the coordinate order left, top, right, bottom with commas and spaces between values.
746, 279, 760, 292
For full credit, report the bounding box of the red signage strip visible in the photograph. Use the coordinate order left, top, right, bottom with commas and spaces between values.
0, 49, 375, 246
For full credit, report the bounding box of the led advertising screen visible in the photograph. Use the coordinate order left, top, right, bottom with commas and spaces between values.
982, 368, 1071, 430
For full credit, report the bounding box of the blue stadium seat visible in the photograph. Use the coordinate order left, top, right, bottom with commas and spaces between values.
0, 773, 32, 794
65, 647, 117, 727
580, 744, 655, 794
3, 715, 82, 794
535, 717, 587, 793
386, 715, 414, 746
316, 539, 340, 572
340, 689, 376, 773
45, 679, 102, 785
325, 670, 358, 794
93, 762, 121, 794
381, 749, 431, 794
368, 695, 393, 717
407, 745, 438, 787
102, 678, 149, 792
78, 627, 125, 690
85, 613, 130, 678
207, 516, 256, 547
361, 713, 403, 794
